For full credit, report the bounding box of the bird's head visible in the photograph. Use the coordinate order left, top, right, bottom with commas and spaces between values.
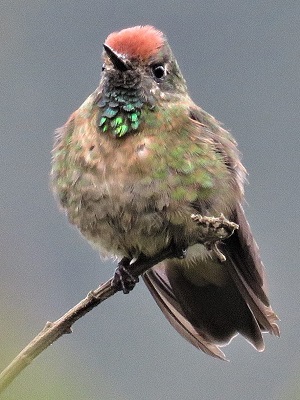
97, 26, 188, 137
102, 26, 187, 98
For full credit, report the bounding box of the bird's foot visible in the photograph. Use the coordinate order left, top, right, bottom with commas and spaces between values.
111, 245, 187, 294
171, 246, 187, 259
111, 257, 139, 294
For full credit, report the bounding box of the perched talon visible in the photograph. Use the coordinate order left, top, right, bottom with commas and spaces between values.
168, 241, 187, 259
174, 248, 187, 259
111, 257, 139, 294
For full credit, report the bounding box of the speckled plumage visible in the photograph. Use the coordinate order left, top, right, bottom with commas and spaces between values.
51, 26, 279, 359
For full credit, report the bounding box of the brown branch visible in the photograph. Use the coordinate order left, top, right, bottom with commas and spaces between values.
0, 214, 238, 393
0, 248, 174, 393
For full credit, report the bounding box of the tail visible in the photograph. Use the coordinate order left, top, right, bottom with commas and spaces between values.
143, 204, 279, 360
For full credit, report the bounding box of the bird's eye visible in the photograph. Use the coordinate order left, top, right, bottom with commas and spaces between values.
152, 64, 166, 81
101, 64, 105, 71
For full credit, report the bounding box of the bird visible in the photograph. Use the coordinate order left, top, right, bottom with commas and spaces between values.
51, 25, 279, 360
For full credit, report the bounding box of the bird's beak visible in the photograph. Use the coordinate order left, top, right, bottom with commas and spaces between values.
103, 44, 131, 71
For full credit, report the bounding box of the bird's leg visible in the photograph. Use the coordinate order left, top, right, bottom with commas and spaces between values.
191, 213, 239, 262
111, 243, 187, 294
112, 215, 237, 293
111, 257, 139, 294
170, 245, 187, 259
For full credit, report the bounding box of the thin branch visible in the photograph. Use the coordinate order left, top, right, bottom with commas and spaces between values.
0, 214, 238, 393
0, 248, 174, 393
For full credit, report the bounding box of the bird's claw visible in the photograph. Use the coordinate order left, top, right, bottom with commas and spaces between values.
111, 258, 139, 294
172, 247, 187, 259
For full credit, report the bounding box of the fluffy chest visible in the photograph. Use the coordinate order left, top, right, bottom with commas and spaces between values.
52, 103, 235, 257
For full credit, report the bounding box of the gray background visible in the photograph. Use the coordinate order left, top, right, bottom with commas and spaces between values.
1, 1, 299, 399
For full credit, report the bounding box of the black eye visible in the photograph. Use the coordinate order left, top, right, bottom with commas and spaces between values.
101, 64, 105, 71
152, 64, 166, 80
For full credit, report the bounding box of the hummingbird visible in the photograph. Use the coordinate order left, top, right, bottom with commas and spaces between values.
51, 25, 279, 360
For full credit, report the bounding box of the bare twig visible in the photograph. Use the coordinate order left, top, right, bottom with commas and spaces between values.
0, 247, 174, 393
0, 214, 238, 393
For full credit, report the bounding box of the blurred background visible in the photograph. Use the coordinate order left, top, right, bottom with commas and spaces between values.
1, 1, 299, 399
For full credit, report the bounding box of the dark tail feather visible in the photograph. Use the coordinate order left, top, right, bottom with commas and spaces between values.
142, 203, 279, 358
143, 267, 227, 360
222, 203, 280, 336
144, 260, 265, 356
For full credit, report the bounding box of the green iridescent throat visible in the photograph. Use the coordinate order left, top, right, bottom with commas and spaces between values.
97, 89, 145, 137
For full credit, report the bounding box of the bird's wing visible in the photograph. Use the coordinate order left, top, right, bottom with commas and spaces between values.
143, 105, 279, 357
221, 203, 280, 335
